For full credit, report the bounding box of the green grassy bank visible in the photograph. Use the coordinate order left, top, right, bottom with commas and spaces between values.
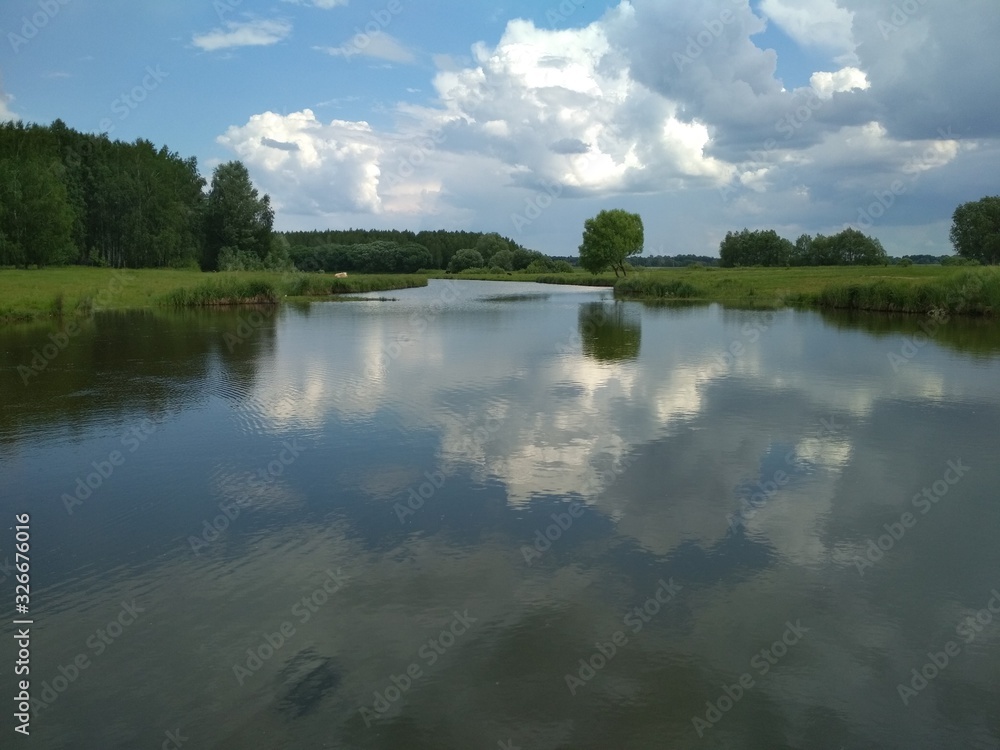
0, 268, 427, 324
610, 266, 1000, 316
432, 265, 1000, 316
4, 265, 998, 325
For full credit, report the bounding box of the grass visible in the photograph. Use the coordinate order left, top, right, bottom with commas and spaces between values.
4, 265, 999, 324
0, 268, 428, 323
609, 265, 1000, 315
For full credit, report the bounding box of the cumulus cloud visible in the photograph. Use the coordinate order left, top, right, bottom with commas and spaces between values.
218, 0, 1000, 255
810, 66, 869, 100
218, 110, 383, 214
192, 19, 292, 52
759, 0, 856, 59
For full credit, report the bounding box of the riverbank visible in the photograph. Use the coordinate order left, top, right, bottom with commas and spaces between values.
4, 266, 998, 325
435, 265, 1000, 315
610, 266, 1000, 316
0, 268, 428, 324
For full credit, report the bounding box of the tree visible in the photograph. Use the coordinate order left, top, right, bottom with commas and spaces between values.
810, 229, 886, 266
719, 229, 792, 267
579, 209, 644, 277
447, 248, 484, 272
202, 161, 274, 271
0, 156, 75, 267
474, 232, 512, 264
490, 248, 514, 271
950, 196, 1000, 264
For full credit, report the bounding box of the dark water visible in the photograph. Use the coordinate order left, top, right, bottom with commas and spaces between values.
1, 279, 999, 749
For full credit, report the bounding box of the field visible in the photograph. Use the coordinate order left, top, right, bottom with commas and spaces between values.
3, 265, 999, 324
442, 265, 1000, 315
0, 268, 428, 323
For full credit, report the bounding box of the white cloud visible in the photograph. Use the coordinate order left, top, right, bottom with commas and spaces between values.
810, 66, 869, 99
759, 0, 856, 59
0, 91, 14, 121
218, 109, 383, 214
192, 19, 292, 52
217, 0, 1000, 256
316, 31, 415, 64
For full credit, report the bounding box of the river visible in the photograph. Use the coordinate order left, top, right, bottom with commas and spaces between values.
1, 279, 998, 749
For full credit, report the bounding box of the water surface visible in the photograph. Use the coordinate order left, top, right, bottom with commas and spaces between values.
1, 279, 998, 749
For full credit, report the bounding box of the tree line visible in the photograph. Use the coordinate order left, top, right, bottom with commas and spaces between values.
0, 120, 275, 270
286, 231, 572, 274
281, 229, 526, 270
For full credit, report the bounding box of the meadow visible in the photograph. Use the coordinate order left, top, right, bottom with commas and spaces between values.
3, 264, 999, 324
0, 268, 427, 323
443, 265, 1000, 316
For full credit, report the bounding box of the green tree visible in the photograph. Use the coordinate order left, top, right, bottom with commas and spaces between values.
474, 232, 512, 264
490, 248, 514, 271
579, 209, 644, 277
950, 196, 1000, 264
447, 248, 484, 272
719, 229, 792, 267
791, 234, 814, 266
0, 156, 75, 267
810, 229, 886, 266
202, 161, 274, 271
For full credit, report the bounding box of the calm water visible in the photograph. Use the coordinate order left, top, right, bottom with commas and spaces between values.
1, 279, 999, 749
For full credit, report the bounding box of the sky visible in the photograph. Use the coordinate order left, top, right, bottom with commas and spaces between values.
1, 0, 998, 258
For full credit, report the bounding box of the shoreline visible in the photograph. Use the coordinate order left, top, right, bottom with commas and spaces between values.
3, 266, 998, 325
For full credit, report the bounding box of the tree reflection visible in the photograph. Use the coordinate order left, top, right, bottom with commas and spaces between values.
578, 302, 641, 362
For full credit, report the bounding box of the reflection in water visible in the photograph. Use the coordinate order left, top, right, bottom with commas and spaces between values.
819, 308, 1000, 357
578, 301, 641, 362
1, 280, 1000, 750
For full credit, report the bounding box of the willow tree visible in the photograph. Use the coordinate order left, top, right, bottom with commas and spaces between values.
579, 209, 644, 277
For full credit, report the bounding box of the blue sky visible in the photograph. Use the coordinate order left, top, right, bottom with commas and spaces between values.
2, 0, 999, 257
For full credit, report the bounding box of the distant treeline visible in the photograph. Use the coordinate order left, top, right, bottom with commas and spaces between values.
281, 229, 522, 270
547, 255, 719, 268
